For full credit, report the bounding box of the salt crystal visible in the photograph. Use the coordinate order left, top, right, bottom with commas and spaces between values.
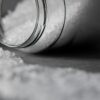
1, 0, 37, 46
0, 48, 100, 100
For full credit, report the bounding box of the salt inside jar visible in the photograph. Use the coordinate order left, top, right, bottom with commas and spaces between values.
0, 0, 100, 53
1, 0, 38, 46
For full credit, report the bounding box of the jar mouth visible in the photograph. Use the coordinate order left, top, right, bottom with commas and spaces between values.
0, 0, 45, 48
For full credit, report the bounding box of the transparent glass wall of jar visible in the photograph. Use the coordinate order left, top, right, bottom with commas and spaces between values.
0, 0, 100, 53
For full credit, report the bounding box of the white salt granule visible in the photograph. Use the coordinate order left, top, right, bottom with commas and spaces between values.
2, 0, 37, 46
0, 48, 100, 100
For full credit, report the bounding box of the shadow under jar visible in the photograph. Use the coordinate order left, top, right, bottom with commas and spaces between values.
0, 0, 100, 53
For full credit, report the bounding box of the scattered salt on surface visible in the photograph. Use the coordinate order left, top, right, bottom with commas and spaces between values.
1, 0, 100, 99
0, 48, 100, 100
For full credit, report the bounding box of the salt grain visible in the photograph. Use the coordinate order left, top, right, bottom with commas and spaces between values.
0, 48, 100, 100
2, 0, 36, 46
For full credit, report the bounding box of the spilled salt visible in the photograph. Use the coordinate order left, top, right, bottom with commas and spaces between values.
0, 48, 100, 100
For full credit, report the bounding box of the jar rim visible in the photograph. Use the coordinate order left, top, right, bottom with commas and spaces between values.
19, 0, 47, 48
0, 0, 46, 48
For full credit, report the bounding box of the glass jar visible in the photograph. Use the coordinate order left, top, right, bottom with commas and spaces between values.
0, 0, 100, 53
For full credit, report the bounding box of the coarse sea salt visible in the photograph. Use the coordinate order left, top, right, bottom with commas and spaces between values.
0, 48, 100, 100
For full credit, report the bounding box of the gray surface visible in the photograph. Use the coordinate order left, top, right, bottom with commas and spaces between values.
3, 45, 100, 73
20, 53, 100, 73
